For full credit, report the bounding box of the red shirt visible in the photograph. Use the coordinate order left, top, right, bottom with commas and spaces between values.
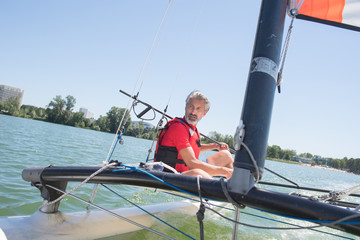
157, 117, 200, 172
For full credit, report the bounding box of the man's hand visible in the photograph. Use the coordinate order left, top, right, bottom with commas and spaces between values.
218, 142, 230, 151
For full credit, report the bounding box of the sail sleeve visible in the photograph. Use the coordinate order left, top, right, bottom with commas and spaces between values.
289, 0, 360, 31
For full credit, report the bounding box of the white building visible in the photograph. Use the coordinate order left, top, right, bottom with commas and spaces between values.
0, 84, 24, 108
79, 108, 94, 119
291, 156, 312, 164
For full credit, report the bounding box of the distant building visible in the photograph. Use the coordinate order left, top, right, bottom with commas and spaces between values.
291, 156, 312, 164
79, 108, 94, 119
0, 84, 24, 109
132, 121, 154, 129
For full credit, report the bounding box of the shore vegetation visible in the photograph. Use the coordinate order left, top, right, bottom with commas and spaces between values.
1, 95, 359, 174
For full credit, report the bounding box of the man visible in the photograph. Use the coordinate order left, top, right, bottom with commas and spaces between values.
154, 90, 233, 179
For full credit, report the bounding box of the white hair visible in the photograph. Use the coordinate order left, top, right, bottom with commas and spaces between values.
185, 90, 210, 111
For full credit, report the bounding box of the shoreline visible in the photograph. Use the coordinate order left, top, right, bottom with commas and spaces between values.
299, 163, 355, 174
268, 158, 356, 175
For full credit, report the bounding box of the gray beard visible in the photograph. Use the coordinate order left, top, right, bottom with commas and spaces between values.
185, 115, 199, 125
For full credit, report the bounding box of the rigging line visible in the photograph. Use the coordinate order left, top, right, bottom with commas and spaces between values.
146, 113, 168, 162
355, 205, 360, 212
165, 0, 207, 108
40, 162, 116, 209
161, 192, 354, 239
100, 184, 196, 240
240, 141, 260, 183
196, 175, 205, 240
137, 0, 175, 93
257, 208, 360, 225
276, 14, 295, 93
104, 107, 129, 163
104, 0, 173, 164
264, 167, 299, 187
205, 206, 321, 230
43, 184, 176, 240
319, 184, 360, 202
120, 89, 299, 186
296, 0, 305, 10
205, 206, 329, 230
113, 164, 208, 199
258, 181, 360, 198
220, 177, 245, 210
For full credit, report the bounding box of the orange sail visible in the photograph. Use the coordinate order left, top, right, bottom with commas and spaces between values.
290, 0, 360, 31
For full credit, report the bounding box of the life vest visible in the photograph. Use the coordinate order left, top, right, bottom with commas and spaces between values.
154, 117, 201, 173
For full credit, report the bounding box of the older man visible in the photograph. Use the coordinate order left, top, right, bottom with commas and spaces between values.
154, 90, 233, 178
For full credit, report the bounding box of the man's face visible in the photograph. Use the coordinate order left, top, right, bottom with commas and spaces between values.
185, 98, 208, 125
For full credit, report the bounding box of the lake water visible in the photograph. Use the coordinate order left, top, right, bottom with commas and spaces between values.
1, 114, 360, 240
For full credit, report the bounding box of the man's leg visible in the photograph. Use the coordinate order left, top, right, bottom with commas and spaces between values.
182, 169, 212, 178
206, 150, 234, 169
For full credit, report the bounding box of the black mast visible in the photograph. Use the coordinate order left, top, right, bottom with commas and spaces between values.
229, 0, 287, 193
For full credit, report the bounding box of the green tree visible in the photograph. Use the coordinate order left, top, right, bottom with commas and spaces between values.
20, 105, 47, 120
127, 121, 145, 138
282, 149, 296, 160
36, 107, 46, 119
329, 159, 340, 169
68, 111, 85, 127
267, 145, 282, 159
46, 95, 76, 124
299, 152, 313, 159
141, 130, 157, 140
84, 118, 94, 129
96, 115, 110, 132
65, 95, 76, 111
0, 101, 5, 112
204, 131, 234, 149
106, 107, 131, 133
46, 95, 66, 123
2, 96, 20, 115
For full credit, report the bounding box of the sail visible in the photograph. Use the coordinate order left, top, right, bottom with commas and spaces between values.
289, 0, 360, 31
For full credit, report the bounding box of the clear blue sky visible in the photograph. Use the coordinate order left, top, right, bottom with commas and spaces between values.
1, 1, 360, 159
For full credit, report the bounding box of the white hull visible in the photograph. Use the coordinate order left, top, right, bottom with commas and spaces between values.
0, 200, 198, 240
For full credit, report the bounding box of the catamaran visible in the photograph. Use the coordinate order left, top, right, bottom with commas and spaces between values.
1, 0, 360, 239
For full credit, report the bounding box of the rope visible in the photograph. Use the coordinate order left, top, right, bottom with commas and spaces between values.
165, 0, 207, 108
220, 177, 245, 209
113, 164, 205, 198
203, 202, 360, 230
42, 184, 176, 240
161, 191, 354, 239
196, 175, 205, 240
240, 141, 260, 183
276, 15, 295, 93
40, 162, 116, 209
107, 131, 125, 162
145, 112, 168, 163
204, 206, 320, 230
233, 121, 260, 182
104, 0, 174, 164
318, 184, 360, 202
101, 184, 196, 240
136, 0, 175, 93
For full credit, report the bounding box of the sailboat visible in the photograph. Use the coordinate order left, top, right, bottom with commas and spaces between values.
1, 0, 360, 239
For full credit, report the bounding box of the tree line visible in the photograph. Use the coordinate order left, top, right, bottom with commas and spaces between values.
0, 95, 156, 139
2, 95, 360, 174
266, 145, 360, 174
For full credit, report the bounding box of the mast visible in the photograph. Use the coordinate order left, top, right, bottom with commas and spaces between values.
228, 0, 287, 193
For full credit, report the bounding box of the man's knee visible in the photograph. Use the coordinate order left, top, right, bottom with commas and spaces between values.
216, 150, 234, 163
207, 150, 234, 168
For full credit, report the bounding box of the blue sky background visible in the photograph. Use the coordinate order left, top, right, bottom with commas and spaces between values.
1, 0, 360, 159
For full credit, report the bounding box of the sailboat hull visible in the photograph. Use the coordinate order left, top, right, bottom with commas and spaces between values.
0, 200, 198, 240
